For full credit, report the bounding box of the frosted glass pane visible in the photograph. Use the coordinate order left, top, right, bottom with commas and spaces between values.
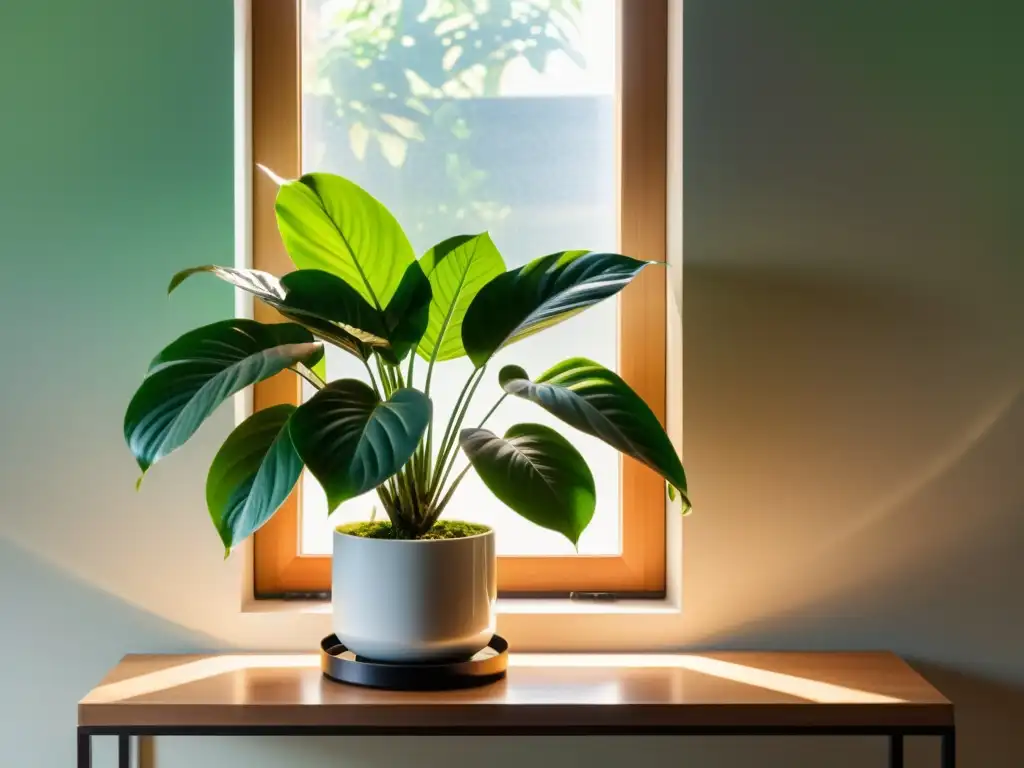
299, 0, 619, 556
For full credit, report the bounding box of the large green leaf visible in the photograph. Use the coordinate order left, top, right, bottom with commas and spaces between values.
288, 380, 431, 511
499, 359, 689, 508
170, 265, 423, 362
125, 319, 322, 474
381, 261, 433, 364
206, 404, 302, 554
416, 232, 506, 362
461, 250, 652, 367
168, 264, 281, 304
273, 172, 415, 309
459, 423, 596, 547
277, 269, 388, 348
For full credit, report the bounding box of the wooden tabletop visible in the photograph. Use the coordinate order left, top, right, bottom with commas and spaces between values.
79, 651, 952, 733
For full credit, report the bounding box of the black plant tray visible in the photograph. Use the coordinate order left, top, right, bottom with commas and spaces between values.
320, 633, 508, 691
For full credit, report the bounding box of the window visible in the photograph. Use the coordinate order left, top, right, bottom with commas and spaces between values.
251, 0, 668, 597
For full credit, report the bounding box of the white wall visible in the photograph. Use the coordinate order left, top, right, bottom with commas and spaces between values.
1, 0, 1020, 765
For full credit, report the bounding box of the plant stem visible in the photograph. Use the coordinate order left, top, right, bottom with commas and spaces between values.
430, 368, 479, 487
424, 353, 437, 398
409, 354, 432, 501
422, 360, 467, 498
406, 352, 416, 389
394, 470, 415, 522
361, 358, 382, 398
433, 392, 503, 500
375, 356, 393, 398
430, 366, 486, 497
381, 358, 424, 530
477, 393, 506, 429
291, 364, 325, 390
443, 367, 486, 448
384, 362, 399, 392
376, 484, 397, 524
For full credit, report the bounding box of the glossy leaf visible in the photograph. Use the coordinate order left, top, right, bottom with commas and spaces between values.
278, 269, 388, 347
273, 172, 415, 308
459, 423, 596, 547
281, 266, 429, 364
206, 404, 302, 554
126, 319, 322, 474
461, 250, 652, 367
288, 380, 431, 511
381, 261, 433, 364
499, 358, 689, 509
170, 265, 394, 361
169, 265, 283, 304
416, 233, 506, 362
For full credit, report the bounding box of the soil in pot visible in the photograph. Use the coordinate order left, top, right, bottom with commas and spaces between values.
336, 520, 489, 541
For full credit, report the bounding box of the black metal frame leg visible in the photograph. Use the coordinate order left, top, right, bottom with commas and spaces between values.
77, 730, 91, 768
942, 729, 956, 768
76, 730, 131, 768
890, 734, 904, 767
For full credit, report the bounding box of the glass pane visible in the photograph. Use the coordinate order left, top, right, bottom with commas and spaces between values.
299, 0, 619, 556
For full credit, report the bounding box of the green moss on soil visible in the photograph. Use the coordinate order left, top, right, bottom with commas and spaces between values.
336, 520, 490, 540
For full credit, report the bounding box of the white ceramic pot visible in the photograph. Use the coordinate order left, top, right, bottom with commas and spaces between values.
332, 525, 496, 663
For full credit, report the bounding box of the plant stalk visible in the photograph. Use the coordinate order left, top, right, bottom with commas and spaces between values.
292, 364, 326, 390
430, 366, 486, 498
361, 358, 382, 398
433, 390, 506, 501
477, 393, 506, 429
375, 356, 393, 398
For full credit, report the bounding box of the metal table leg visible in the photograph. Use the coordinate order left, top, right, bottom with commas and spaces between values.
119, 734, 131, 768
942, 729, 956, 768
889, 734, 904, 767
77, 730, 91, 768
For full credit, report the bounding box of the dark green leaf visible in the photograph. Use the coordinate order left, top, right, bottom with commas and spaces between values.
288, 380, 431, 511
273, 172, 415, 309
278, 269, 389, 351
461, 250, 652, 367
417, 232, 506, 362
169, 265, 411, 362
499, 358, 689, 508
125, 319, 322, 474
459, 423, 595, 547
206, 404, 302, 554
380, 261, 433, 364
169, 265, 371, 359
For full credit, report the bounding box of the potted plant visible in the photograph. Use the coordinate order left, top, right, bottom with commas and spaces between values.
124, 171, 690, 663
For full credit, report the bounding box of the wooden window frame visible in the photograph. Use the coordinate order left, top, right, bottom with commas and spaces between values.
251, 0, 668, 598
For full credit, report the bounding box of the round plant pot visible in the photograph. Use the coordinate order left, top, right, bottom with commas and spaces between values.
332, 524, 496, 664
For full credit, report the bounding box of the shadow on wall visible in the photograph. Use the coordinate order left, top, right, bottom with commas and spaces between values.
0, 539, 223, 766
674, 265, 1024, 767
917, 664, 1024, 768
681, 264, 1023, 654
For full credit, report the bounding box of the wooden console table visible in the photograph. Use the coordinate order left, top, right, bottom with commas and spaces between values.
79, 651, 954, 767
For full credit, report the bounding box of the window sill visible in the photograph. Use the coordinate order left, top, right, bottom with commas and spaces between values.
240, 596, 681, 617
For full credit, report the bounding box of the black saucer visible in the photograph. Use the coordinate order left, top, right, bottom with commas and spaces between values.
320, 634, 508, 690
